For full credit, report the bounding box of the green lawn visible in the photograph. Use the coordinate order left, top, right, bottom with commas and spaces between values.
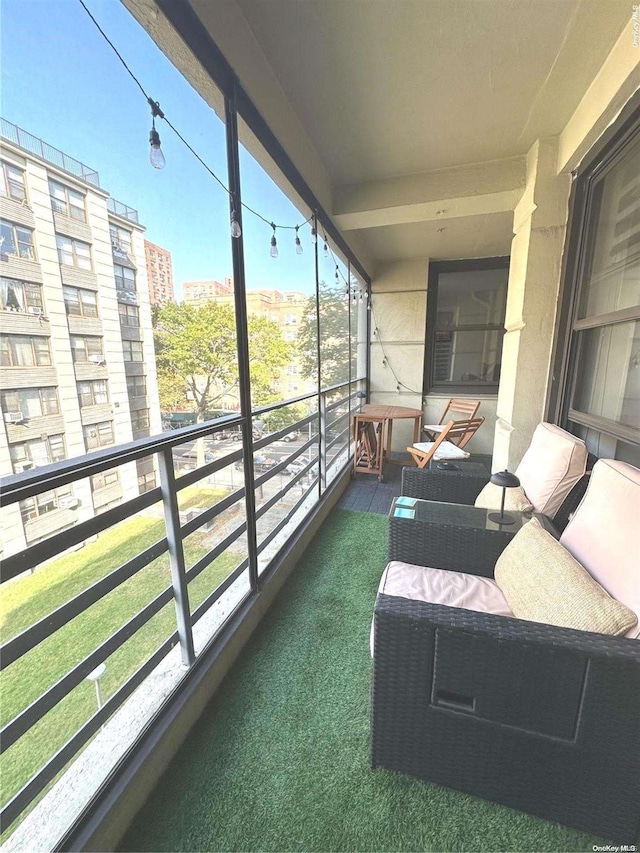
1, 485, 245, 833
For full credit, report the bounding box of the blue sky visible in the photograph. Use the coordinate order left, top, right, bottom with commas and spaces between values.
0, 0, 321, 298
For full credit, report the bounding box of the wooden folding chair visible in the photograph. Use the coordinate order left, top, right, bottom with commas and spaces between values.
407, 417, 484, 468
423, 398, 481, 441
353, 414, 386, 481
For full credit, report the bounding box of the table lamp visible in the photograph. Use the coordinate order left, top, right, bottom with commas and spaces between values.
487, 469, 521, 525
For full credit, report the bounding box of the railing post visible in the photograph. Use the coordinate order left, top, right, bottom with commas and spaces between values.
319, 391, 327, 493
157, 448, 195, 667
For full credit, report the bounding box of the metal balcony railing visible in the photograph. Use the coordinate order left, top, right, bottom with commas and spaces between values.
106, 197, 140, 224
1, 118, 100, 187
0, 379, 364, 835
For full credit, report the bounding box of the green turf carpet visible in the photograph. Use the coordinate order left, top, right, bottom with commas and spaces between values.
120, 508, 600, 852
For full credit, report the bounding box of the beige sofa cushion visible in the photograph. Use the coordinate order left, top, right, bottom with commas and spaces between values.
475, 482, 534, 514
372, 560, 513, 655
495, 518, 637, 637
515, 423, 587, 517
561, 459, 640, 639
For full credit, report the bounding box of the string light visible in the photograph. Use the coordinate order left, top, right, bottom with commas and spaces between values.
295, 226, 303, 255
148, 99, 165, 170
323, 238, 329, 259
396, 384, 401, 393
270, 223, 279, 259
382, 357, 387, 368
310, 225, 317, 244
370, 299, 422, 394
230, 207, 242, 239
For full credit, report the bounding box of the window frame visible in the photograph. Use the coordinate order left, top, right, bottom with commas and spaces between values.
114, 264, 136, 293
55, 234, 92, 270
123, 340, 144, 362
77, 379, 109, 408
422, 256, 510, 396
547, 95, 640, 447
118, 303, 140, 327
70, 335, 104, 363
0, 220, 36, 261
1, 277, 43, 313
1, 387, 60, 418
0, 161, 27, 202
83, 421, 115, 451
126, 375, 147, 398
48, 180, 86, 222
63, 285, 98, 318
0, 335, 52, 367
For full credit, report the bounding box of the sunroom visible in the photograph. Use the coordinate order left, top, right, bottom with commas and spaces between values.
0, 0, 639, 850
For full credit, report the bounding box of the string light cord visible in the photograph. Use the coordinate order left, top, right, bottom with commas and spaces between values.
77, 0, 313, 235
370, 301, 423, 395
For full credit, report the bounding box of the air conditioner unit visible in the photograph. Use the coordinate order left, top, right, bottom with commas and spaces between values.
28, 307, 44, 316
56, 495, 79, 510
4, 411, 24, 424
89, 354, 106, 365
14, 461, 35, 473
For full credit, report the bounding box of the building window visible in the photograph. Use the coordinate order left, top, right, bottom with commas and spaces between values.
20, 488, 74, 524
287, 382, 299, 392
286, 364, 298, 375
423, 258, 509, 393
48, 180, 86, 221
552, 108, 640, 455
91, 470, 119, 492
114, 264, 136, 293
56, 234, 92, 270
2, 387, 59, 419
118, 303, 139, 327
137, 458, 156, 493
0, 161, 26, 202
123, 340, 143, 362
0, 278, 43, 313
63, 286, 98, 318
0, 335, 51, 367
126, 375, 146, 398
0, 220, 35, 261
83, 421, 114, 450
131, 409, 150, 431
70, 335, 103, 363
109, 224, 132, 254
77, 380, 108, 408
284, 314, 298, 325
9, 434, 66, 472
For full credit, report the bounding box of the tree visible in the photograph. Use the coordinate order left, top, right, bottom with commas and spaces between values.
154, 301, 292, 422
297, 282, 353, 388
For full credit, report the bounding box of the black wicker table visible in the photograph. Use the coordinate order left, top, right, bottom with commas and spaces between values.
388, 497, 554, 577
402, 459, 489, 504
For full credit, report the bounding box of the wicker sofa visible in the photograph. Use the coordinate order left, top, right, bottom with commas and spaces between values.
372, 459, 640, 842
402, 422, 589, 530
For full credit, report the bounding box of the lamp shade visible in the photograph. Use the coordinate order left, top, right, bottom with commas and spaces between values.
490, 469, 520, 489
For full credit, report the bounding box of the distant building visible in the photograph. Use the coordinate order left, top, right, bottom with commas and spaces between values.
182, 278, 232, 304
183, 283, 314, 399
144, 240, 174, 305
0, 119, 162, 556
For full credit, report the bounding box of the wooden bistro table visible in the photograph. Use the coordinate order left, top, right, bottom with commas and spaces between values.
360, 404, 423, 468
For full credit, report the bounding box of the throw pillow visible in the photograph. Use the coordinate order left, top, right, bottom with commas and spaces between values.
494, 518, 638, 636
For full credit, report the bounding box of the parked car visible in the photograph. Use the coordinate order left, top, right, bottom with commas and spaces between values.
282, 430, 300, 442
284, 458, 307, 476
234, 454, 276, 473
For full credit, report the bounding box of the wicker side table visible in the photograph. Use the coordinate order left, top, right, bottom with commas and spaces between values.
402, 460, 489, 505
388, 498, 555, 577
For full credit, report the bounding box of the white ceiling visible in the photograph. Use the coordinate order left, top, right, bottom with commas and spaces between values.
233, 0, 630, 184
188, 0, 631, 266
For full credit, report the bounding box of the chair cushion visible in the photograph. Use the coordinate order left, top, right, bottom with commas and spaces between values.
412, 440, 470, 460
423, 423, 447, 433
515, 423, 587, 517
495, 517, 638, 637
474, 482, 534, 513
372, 560, 513, 655
560, 459, 640, 639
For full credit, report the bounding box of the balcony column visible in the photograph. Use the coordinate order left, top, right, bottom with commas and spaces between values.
493, 137, 572, 469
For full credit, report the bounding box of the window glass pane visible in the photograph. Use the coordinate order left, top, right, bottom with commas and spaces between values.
436, 268, 507, 329
318, 245, 350, 389
578, 137, 640, 318
572, 320, 640, 429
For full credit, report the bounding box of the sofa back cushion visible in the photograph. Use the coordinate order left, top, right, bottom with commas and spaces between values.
561, 459, 640, 639
515, 423, 587, 517
495, 518, 637, 636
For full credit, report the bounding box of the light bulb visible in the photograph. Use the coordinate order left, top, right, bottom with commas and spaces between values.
149, 128, 165, 170
230, 212, 242, 239
270, 234, 279, 259
323, 240, 329, 259
310, 226, 317, 244
295, 227, 303, 255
